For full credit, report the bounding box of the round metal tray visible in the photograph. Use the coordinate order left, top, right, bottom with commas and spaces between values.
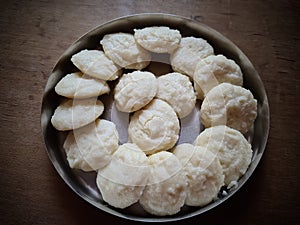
41, 13, 269, 222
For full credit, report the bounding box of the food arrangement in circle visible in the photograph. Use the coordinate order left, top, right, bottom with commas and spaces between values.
51, 26, 257, 216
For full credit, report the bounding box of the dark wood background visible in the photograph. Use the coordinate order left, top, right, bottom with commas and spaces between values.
0, 0, 299, 224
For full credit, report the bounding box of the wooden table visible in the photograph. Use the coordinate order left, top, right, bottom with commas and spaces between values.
0, 0, 299, 224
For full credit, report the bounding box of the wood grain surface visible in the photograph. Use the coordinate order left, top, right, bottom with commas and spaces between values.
0, 0, 299, 224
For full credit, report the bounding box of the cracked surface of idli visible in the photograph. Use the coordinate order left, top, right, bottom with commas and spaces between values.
101, 33, 151, 70
156, 72, 196, 118
173, 143, 224, 206
170, 37, 214, 78
134, 26, 181, 53
71, 49, 121, 80
200, 83, 257, 133
51, 98, 104, 131
139, 151, 187, 216
128, 99, 180, 155
114, 71, 157, 113
194, 54, 243, 100
55, 72, 110, 98
96, 143, 150, 209
63, 119, 119, 171
194, 125, 252, 185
